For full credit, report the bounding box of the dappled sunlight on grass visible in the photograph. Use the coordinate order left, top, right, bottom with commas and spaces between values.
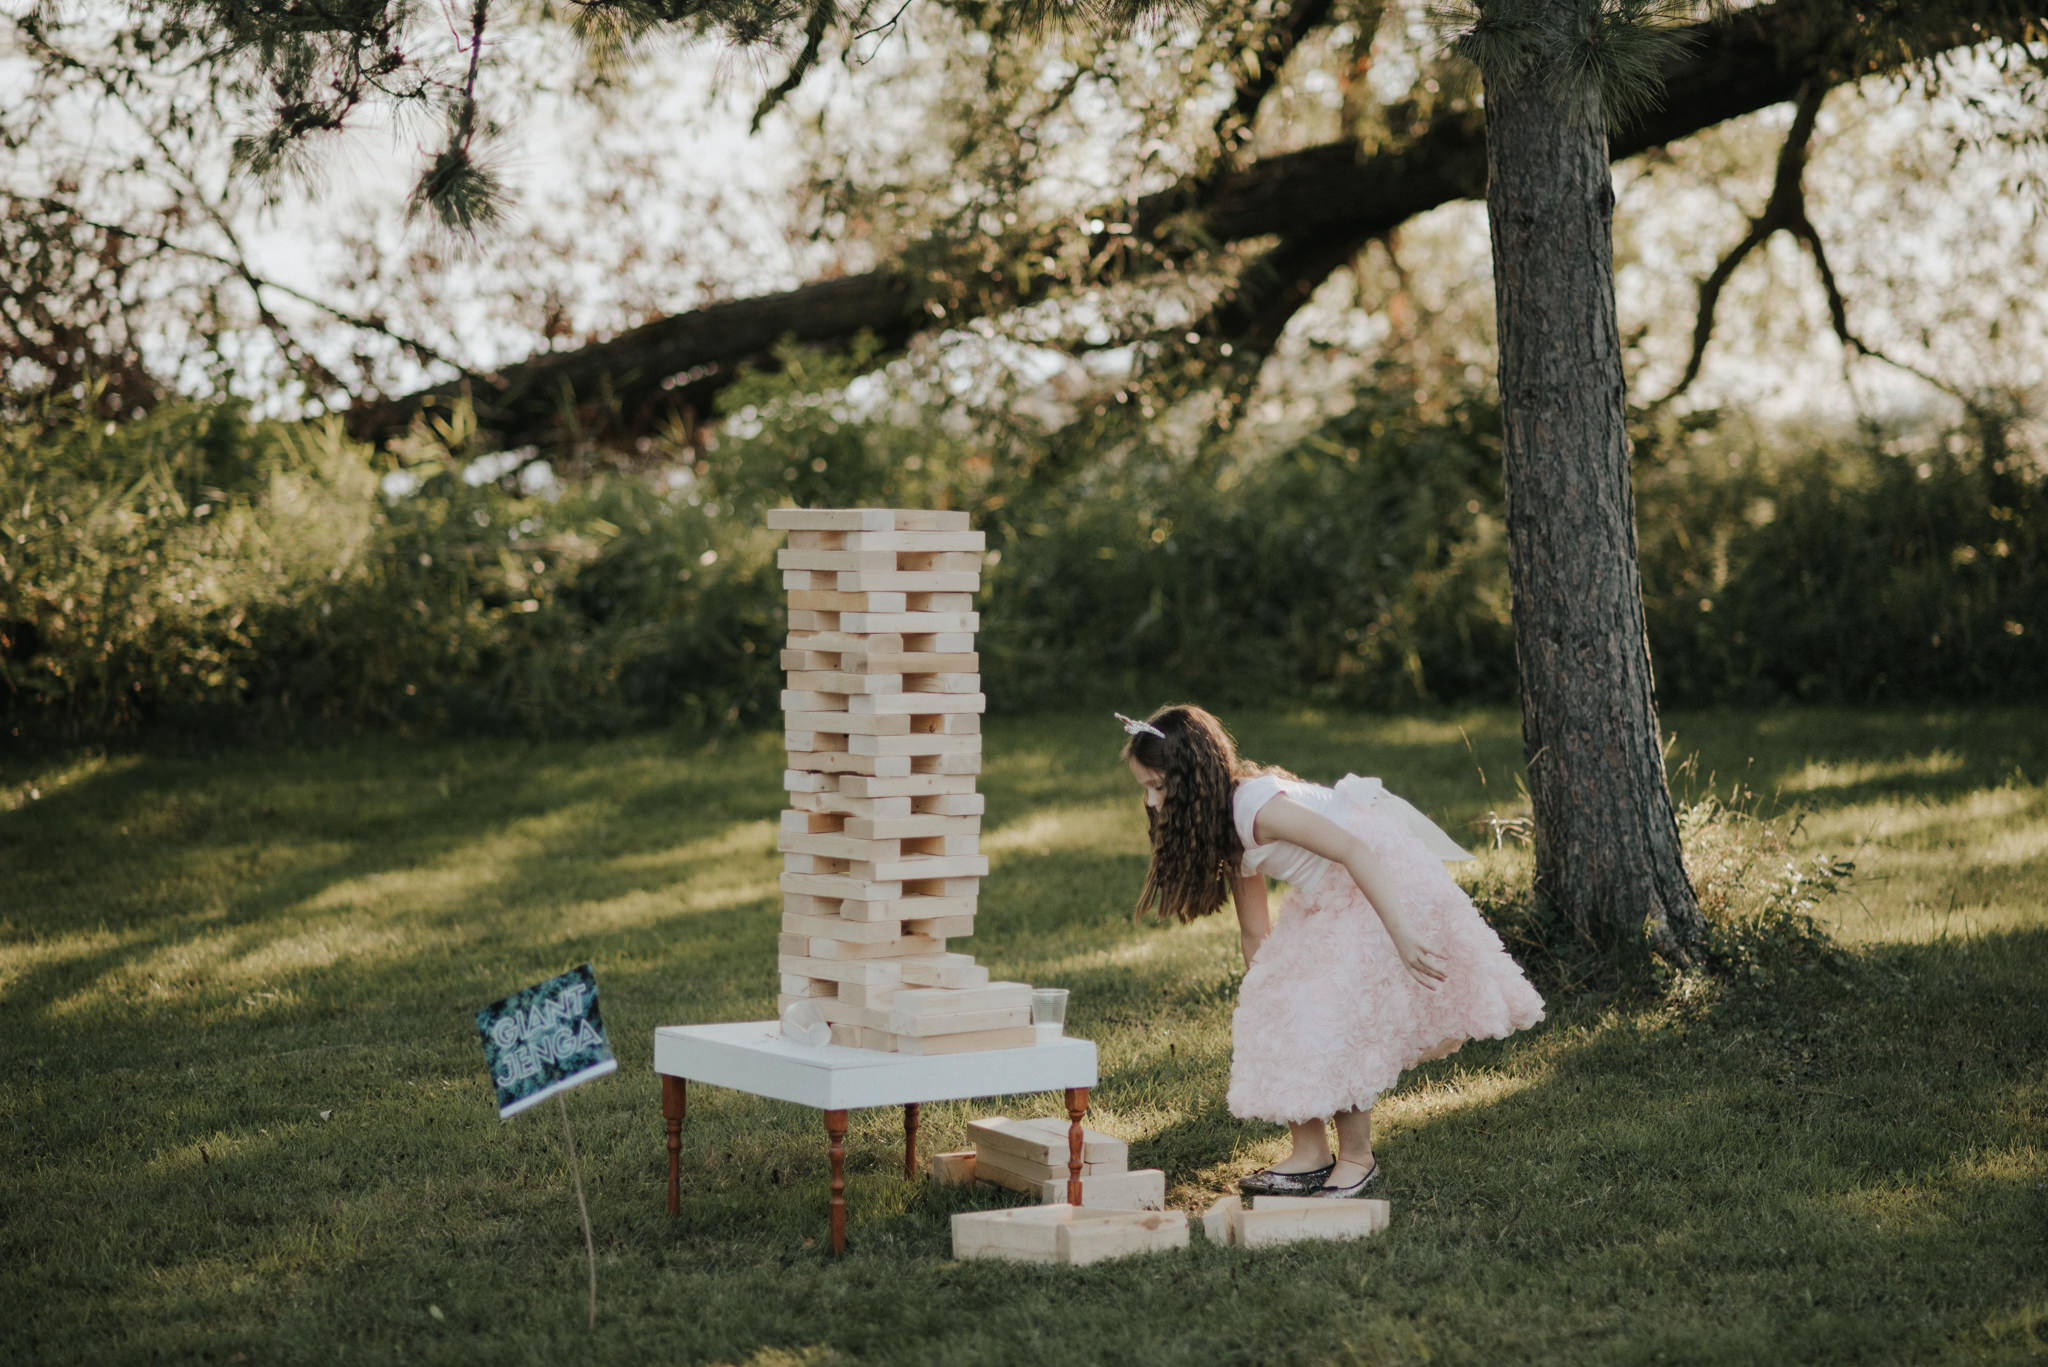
1779, 749, 1968, 794
983, 802, 1133, 857
5, 709, 2046, 1366
1382, 1066, 1540, 1126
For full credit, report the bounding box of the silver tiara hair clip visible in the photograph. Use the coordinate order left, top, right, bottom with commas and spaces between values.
1116, 712, 1165, 740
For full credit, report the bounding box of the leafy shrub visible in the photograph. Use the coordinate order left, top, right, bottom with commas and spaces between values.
5, 377, 2044, 744
1638, 412, 2047, 704
0, 397, 785, 740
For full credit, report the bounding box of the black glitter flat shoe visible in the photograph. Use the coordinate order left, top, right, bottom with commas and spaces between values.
1238, 1161, 1336, 1197
1315, 1162, 1382, 1198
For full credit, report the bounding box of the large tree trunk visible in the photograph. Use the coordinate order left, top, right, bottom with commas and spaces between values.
1481, 14, 1707, 970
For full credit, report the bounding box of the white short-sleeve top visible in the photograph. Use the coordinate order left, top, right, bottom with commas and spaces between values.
1232, 773, 1353, 886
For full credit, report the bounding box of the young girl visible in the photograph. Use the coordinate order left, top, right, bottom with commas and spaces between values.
1118, 704, 1545, 1198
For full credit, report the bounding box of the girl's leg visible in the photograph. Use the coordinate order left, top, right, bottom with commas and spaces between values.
1272, 1118, 1334, 1172
1329, 1106, 1375, 1182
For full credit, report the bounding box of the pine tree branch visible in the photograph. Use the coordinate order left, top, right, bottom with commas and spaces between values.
344, 0, 2043, 447
29, 198, 463, 378
1211, 0, 1344, 166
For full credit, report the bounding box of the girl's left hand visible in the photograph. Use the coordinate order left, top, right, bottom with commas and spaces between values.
1389, 928, 1448, 990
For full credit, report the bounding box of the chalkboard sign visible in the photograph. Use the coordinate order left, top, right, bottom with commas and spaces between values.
476, 963, 617, 1118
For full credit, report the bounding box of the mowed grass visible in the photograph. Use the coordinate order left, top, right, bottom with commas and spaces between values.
2, 707, 2044, 1366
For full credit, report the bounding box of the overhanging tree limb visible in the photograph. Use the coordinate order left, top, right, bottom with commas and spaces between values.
342, 0, 2037, 447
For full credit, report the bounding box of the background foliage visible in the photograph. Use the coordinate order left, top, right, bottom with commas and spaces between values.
6, 381, 2042, 744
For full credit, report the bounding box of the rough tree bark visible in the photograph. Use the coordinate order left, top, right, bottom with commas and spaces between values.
1480, 3, 1707, 968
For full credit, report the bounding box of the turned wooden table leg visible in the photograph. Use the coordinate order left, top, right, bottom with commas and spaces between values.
1065, 1085, 1090, 1206
661, 1074, 686, 1217
825, 1108, 849, 1255
902, 1102, 920, 1180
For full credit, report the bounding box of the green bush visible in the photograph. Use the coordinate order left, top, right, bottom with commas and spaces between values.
1638, 416, 2047, 704
0, 398, 785, 739
4, 380, 2043, 744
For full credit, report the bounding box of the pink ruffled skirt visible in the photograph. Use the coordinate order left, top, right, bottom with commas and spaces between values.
1227, 777, 1546, 1124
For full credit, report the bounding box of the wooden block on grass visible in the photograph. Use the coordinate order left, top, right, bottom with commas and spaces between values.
968, 1117, 1129, 1169
1237, 1196, 1391, 1247
930, 1150, 978, 1185
1201, 1194, 1242, 1246
950, 1206, 1188, 1267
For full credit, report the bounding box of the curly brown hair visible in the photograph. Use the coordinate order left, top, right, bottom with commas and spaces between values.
1123, 704, 1282, 924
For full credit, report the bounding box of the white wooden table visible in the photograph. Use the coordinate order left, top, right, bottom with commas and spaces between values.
655, 1021, 1099, 1253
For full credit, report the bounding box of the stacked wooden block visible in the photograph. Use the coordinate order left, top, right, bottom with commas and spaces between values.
771, 506, 1035, 1055
940, 1117, 1166, 1209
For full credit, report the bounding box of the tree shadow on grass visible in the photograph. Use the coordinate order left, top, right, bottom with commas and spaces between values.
8, 719, 2048, 1364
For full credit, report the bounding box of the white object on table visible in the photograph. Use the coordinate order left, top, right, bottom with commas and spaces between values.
1031, 987, 1069, 1044
655, 1020, 1096, 1110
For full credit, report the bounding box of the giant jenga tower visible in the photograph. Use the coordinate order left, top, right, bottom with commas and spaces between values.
770, 507, 1037, 1054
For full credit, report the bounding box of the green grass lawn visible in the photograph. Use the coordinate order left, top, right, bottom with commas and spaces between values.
3, 707, 2044, 1366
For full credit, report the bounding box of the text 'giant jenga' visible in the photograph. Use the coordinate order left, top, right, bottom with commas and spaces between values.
771, 507, 1036, 1054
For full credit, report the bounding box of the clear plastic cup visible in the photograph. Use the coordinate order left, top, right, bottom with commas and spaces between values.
780, 998, 829, 1047
1031, 987, 1069, 1044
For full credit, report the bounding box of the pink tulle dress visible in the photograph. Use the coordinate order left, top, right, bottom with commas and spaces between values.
1226, 774, 1546, 1124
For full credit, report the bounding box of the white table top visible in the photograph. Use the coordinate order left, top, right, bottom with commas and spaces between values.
654, 1020, 1098, 1110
